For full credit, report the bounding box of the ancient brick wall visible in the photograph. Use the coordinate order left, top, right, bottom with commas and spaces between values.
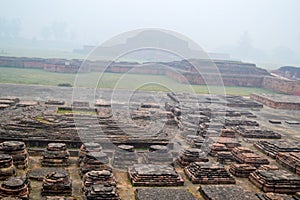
165, 70, 264, 87
0, 57, 24, 68
23, 61, 44, 69
106, 65, 166, 75
250, 94, 277, 108
0, 56, 88, 73
263, 76, 300, 95
2, 56, 300, 94
250, 93, 300, 109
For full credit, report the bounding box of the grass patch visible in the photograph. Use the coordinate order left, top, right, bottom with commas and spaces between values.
134, 147, 149, 151
36, 116, 53, 124
0, 66, 276, 96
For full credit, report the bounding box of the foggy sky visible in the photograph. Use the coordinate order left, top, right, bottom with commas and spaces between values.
1, 0, 300, 64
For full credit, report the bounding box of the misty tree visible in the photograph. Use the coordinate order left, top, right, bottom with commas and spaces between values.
237, 31, 253, 58
9, 18, 21, 38
0, 18, 5, 37
69, 28, 77, 41
40, 26, 52, 40
272, 46, 297, 63
0, 17, 21, 38
40, 21, 69, 41
51, 21, 68, 40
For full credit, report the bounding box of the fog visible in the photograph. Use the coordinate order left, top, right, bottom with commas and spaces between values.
1, 0, 300, 66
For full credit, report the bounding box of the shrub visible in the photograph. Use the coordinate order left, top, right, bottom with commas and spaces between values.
57, 83, 72, 87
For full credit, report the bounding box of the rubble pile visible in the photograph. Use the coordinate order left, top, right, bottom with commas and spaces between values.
0, 154, 16, 180
249, 169, 300, 193
128, 164, 184, 186
41, 171, 72, 196
232, 147, 269, 167
0, 141, 28, 169
42, 143, 70, 167
184, 162, 236, 184
229, 163, 257, 178
112, 145, 138, 169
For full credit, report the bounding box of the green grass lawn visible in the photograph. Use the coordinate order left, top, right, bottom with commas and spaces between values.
0, 66, 276, 96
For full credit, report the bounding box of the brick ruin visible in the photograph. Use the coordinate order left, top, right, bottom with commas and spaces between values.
0, 176, 30, 199
0, 141, 28, 169
135, 188, 196, 200
200, 185, 300, 200
254, 140, 300, 159
112, 145, 138, 169
128, 164, 184, 186
232, 147, 269, 167
229, 163, 257, 178
0, 154, 16, 180
277, 152, 300, 175
2, 55, 300, 95
199, 185, 258, 200
263, 76, 300, 95
3, 55, 300, 95
251, 93, 300, 110
41, 143, 70, 167
0, 91, 299, 199
41, 171, 72, 196
233, 126, 281, 139
184, 162, 236, 184
249, 169, 300, 193
0, 56, 90, 73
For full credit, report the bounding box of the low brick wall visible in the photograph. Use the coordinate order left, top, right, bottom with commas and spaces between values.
165, 70, 264, 87
250, 93, 300, 109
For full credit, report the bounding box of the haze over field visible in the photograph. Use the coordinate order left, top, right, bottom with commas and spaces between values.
0, 0, 300, 68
